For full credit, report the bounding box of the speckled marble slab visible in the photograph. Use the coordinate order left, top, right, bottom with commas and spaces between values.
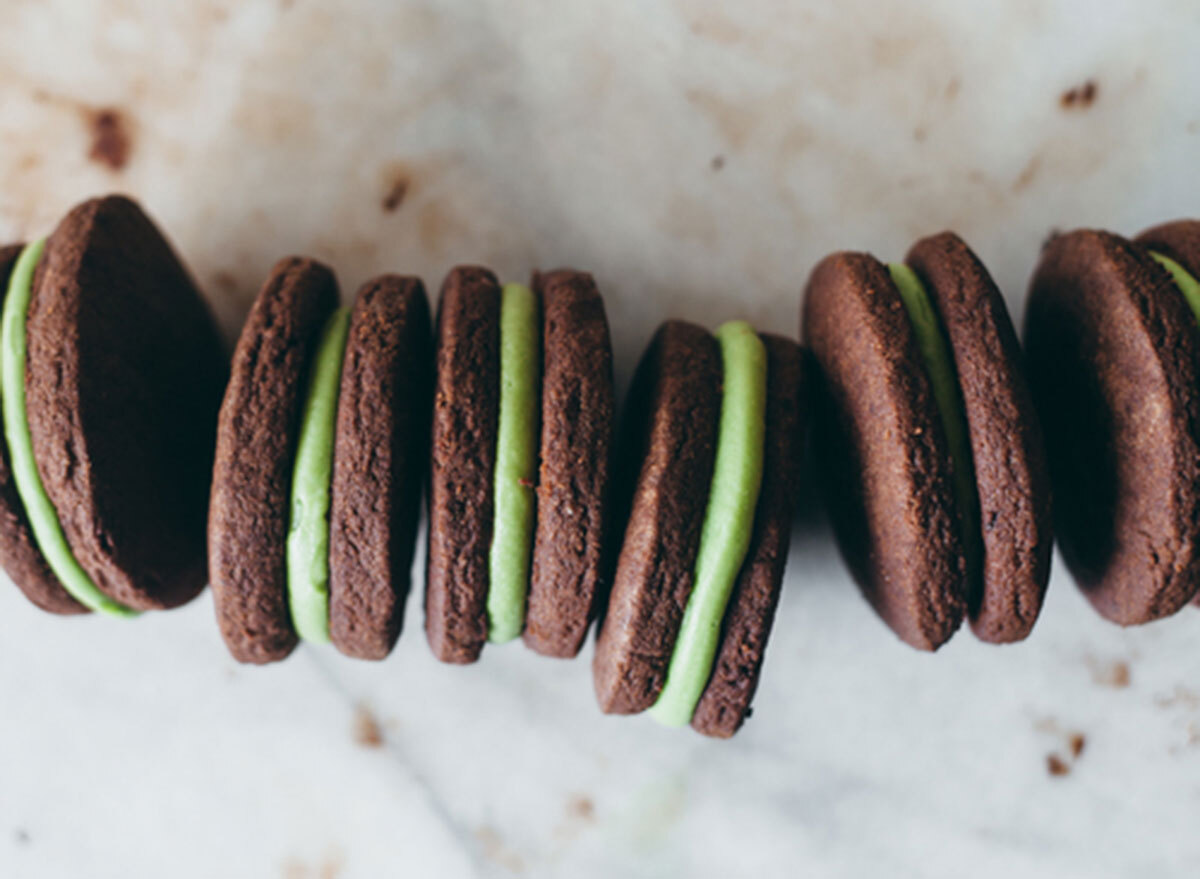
2, 1, 1200, 877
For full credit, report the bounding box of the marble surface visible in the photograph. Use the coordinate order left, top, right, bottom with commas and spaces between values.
2, 1, 1200, 876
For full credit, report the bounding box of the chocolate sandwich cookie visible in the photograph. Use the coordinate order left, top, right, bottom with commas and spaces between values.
592, 320, 807, 737
802, 232, 1052, 650
425, 267, 613, 663
209, 260, 431, 663
1025, 221, 1200, 623
0, 195, 225, 616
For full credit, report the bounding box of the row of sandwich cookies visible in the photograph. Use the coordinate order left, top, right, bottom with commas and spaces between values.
10, 196, 1200, 738
207, 254, 805, 738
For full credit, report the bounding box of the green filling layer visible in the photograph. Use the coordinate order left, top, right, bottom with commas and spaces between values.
648, 320, 767, 727
1, 240, 136, 617
286, 306, 352, 643
888, 263, 979, 586
487, 282, 540, 643
1151, 252, 1200, 325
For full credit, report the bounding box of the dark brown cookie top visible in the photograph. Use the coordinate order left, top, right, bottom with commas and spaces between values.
425, 266, 501, 664
592, 321, 721, 714
802, 252, 965, 650
1135, 220, 1200, 279
692, 334, 806, 738
329, 275, 432, 660
0, 243, 85, 615
209, 257, 338, 663
1025, 229, 1200, 623
523, 269, 614, 658
906, 232, 1053, 643
27, 195, 226, 611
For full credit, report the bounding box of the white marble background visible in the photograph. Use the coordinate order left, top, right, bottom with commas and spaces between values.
1, 0, 1199, 876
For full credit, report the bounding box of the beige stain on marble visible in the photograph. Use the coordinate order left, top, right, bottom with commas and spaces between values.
661, 192, 719, 250
231, 92, 317, 145
662, 0, 972, 253
686, 7, 748, 46
607, 774, 689, 852
674, 0, 1137, 260
280, 847, 345, 879
685, 89, 759, 151
0, 0, 1175, 351
474, 826, 525, 874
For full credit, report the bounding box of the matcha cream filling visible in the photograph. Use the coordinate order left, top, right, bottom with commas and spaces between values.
888, 262, 980, 589
286, 306, 352, 643
1150, 252, 1200, 325
649, 320, 767, 727
487, 282, 539, 643
1, 239, 136, 617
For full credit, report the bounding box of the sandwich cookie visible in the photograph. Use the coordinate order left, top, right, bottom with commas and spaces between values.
0, 196, 225, 616
592, 320, 806, 737
209, 259, 432, 663
802, 232, 1052, 650
426, 267, 614, 662
1025, 221, 1200, 623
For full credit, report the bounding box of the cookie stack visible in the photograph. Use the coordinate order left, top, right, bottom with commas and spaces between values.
0, 196, 225, 619
208, 258, 431, 663
802, 233, 1052, 650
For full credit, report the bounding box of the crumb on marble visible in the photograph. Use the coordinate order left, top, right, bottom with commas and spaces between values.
474, 826, 525, 873
1060, 80, 1098, 110
553, 794, 597, 842
86, 108, 133, 171
710, 155, 725, 171
382, 176, 410, 213
1046, 753, 1070, 777
353, 704, 384, 748
566, 795, 595, 822
1033, 717, 1087, 765
944, 77, 961, 101
1068, 732, 1086, 758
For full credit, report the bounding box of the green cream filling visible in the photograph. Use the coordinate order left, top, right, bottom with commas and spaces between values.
1, 240, 136, 617
286, 306, 352, 643
1150, 252, 1200, 324
888, 263, 980, 588
649, 320, 767, 727
487, 282, 540, 643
